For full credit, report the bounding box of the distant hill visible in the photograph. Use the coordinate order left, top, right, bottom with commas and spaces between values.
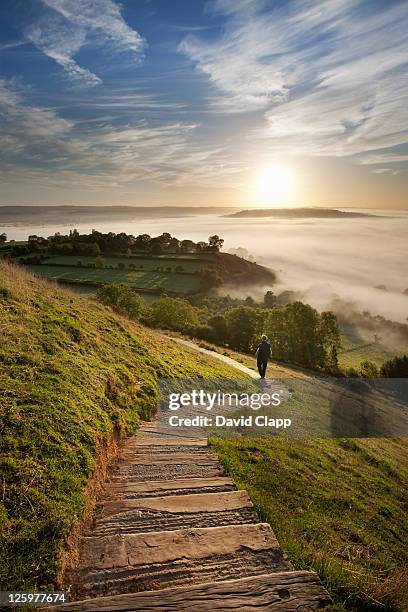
0, 205, 239, 226
1, 231, 276, 296
224, 207, 377, 219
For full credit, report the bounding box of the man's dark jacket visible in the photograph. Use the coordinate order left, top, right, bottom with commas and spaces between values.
256, 340, 272, 362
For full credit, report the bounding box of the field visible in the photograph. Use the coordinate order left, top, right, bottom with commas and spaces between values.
212, 435, 408, 611
25, 264, 201, 294
41, 254, 211, 272
338, 332, 397, 370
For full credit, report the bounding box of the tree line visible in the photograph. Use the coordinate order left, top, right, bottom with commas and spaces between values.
96, 284, 408, 376
7, 230, 224, 257
97, 285, 341, 372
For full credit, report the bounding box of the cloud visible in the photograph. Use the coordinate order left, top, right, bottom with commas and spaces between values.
0, 79, 73, 148
25, 0, 145, 86
371, 168, 399, 176
0, 79, 241, 190
356, 152, 408, 165
180, 0, 408, 158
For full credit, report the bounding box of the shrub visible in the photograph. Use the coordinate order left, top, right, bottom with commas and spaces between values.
380, 355, 408, 377
147, 296, 199, 332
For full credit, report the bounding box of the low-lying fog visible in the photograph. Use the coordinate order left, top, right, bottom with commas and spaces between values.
3, 208, 408, 324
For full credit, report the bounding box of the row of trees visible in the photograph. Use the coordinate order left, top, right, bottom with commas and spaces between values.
11, 230, 224, 257
97, 284, 342, 372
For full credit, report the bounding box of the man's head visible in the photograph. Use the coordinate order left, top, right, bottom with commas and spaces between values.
261, 334, 268, 341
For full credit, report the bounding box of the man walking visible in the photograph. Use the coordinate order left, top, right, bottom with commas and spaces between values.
255, 335, 272, 379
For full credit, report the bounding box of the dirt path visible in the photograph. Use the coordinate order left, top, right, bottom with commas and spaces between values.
169, 336, 260, 378
50, 341, 331, 611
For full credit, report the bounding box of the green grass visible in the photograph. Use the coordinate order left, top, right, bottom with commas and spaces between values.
42, 255, 208, 273
0, 261, 241, 591
24, 264, 201, 293
338, 333, 397, 370
211, 437, 408, 611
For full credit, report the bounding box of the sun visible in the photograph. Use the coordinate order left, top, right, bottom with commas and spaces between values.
253, 164, 294, 207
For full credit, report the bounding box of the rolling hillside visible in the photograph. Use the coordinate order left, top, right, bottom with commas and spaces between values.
1, 262, 406, 611
0, 261, 241, 591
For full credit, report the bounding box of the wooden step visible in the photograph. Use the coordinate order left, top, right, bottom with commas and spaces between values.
110, 461, 224, 482
100, 477, 236, 500
134, 433, 207, 447
46, 571, 332, 611
67, 524, 291, 598
116, 453, 219, 465
88, 491, 257, 536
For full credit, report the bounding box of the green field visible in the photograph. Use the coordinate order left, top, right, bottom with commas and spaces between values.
212, 436, 408, 611
42, 255, 209, 273
25, 264, 201, 293
338, 333, 397, 370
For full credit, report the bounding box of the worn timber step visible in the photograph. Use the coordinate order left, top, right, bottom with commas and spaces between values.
110, 461, 224, 482
134, 432, 207, 447
87, 491, 258, 535
99, 477, 236, 500
117, 453, 219, 465
46, 571, 332, 611
68, 523, 292, 599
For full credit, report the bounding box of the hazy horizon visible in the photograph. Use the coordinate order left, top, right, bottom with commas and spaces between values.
3, 210, 408, 326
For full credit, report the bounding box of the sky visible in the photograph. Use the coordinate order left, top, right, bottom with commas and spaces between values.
0, 0, 407, 209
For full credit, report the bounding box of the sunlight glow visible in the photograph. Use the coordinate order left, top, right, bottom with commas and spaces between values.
253, 164, 294, 206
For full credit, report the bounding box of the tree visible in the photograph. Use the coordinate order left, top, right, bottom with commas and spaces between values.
262, 302, 339, 369
208, 235, 224, 252
224, 306, 259, 352
0, 233, 7, 243
135, 234, 151, 251
380, 355, 408, 377
360, 360, 380, 378
319, 311, 341, 368
263, 290, 276, 308
180, 239, 196, 253
208, 314, 228, 344
148, 297, 199, 331
200, 268, 222, 291
97, 284, 145, 320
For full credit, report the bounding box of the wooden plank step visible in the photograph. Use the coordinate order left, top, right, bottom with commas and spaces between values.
121, 444, 209, 455
116, 453, 219, 465
109, 462, 224, 482
97, 490, 252, 518
47, 571, 332, 611
135, 432, 207, 447
100, 477, 236, 500
68, 524, 291, 598
88, 491, 257, 536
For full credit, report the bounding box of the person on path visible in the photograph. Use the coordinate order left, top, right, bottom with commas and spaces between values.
255, 335, 272, 379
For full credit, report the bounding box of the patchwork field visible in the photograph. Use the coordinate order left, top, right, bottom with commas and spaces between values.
41, 254, 211, 272
25, 264, 202, 293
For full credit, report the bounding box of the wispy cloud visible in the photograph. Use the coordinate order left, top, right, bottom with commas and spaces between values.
356, 152, 408, 166
180, 0, 408, 158
0, 79, 241, 190
371, 168, 399, 176
25, 0, 145, 86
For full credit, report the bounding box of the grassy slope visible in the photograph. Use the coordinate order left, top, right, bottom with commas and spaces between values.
209, 374, 408, 612
0, 262, 241, 591
164, 337, 408, 608
338, 332, 397, 370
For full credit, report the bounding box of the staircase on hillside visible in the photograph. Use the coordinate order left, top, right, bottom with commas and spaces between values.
49, 422, 332, 611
